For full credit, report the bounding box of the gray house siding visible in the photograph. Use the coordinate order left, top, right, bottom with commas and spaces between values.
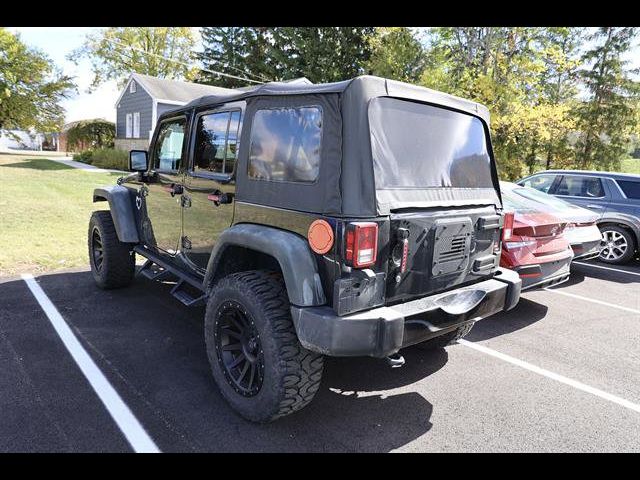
116, 82, 153, 139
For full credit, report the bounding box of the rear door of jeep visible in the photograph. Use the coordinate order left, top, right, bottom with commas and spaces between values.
368, 97, 503, 304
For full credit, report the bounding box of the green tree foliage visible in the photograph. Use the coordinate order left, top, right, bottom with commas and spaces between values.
366, 27, 425, 82
196, 27, 374, 87
574, 27, 639, 171
0, 28, 73, 133
195, 26, 639, 179
69, 27, 198, 90
66, 119, 115, 151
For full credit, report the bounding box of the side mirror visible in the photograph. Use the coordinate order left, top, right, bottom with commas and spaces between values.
129, 150, 148, 172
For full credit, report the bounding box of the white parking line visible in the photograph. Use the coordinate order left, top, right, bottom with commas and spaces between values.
21, 274, 160, 453
573, 261, 640, 278
542, 287, 640, 315
459, 339, 640, 414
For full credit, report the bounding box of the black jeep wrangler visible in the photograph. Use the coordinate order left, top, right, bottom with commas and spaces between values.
88, 76, 521, 423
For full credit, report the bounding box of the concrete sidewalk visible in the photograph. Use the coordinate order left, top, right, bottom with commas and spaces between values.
46, 157, 125, 174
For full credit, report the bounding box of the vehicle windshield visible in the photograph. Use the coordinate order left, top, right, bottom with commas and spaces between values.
368, 97, 495, 189
510, 184, 581, 212
500, 189, 540, 213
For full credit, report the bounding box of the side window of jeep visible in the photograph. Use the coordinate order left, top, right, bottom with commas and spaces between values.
248, 106, 322, 183
193, 110, 241, 175
153, 118, 186, 171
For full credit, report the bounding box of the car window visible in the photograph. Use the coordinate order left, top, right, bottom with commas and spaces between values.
616, 179, 640, 199
520, 174, 557, 193
153, 118, 186, 171
193, 110, 241, 175
556, 175, 605, 198
248, 106, 322, 183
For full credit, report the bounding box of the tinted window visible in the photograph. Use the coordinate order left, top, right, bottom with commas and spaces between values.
248, 107, 322, 183
153, 118, 186, 171
556, 175, 604, 198
193, 110, 240, 175
520, 174, 557, 193
616, 180, 640, 199
368, 97, 494, 189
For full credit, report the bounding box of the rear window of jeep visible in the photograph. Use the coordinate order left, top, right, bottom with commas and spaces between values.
248, 106, 322, 183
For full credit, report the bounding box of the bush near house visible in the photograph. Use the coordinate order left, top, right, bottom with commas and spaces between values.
73, 148, 127, 170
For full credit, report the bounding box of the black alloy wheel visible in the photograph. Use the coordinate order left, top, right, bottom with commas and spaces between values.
214, 300, 265, 397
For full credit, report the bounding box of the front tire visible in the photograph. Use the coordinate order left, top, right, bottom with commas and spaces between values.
599, 225, 635, 264
88, 210, 135, 289
205, 271, 324, 423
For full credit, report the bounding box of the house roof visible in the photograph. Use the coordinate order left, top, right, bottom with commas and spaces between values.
116, 73, 236, 107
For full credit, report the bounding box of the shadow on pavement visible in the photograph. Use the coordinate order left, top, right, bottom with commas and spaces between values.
466, 297, 548, 342
13, 269, 443, 452
0, 159, 73, 170
570, 261, 639, 284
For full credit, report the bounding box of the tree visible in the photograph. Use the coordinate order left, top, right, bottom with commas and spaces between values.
0, 28, 74, 133
366, 27, 425, 83
69, 27, 198, 90
196, 27, 274, 88
575, 27, 639, 171
196, 27, 374, 87
66, 119, 115, 151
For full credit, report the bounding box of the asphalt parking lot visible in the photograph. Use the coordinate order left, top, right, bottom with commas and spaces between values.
1, 258, 639, 452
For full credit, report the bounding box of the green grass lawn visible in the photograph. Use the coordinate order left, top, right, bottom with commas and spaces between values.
0, 154, 121, 276
620, 157, 640, 174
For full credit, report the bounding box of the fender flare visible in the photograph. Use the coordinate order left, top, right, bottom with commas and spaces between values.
93, 185, 140, 243
204, 223, 326, 307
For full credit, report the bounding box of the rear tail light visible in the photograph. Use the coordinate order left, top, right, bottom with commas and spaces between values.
345, 222, 378, 268
502, 211, 515, 241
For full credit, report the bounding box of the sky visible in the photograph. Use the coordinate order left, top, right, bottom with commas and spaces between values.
7, 27, 203, 124
8, 27, 640, 125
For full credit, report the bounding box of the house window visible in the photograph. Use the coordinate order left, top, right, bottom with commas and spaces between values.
125, 113, 132, 138
133, 112, 140, 138
130, 81, 136, 93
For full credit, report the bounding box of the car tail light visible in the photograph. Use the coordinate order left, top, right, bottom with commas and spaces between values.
502, 211, 515, 241
345, 222, 378, 268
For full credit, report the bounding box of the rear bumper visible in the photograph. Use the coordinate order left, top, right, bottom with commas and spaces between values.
517, 256, 572, 290
290, 268, 521, 358
571, 239, 601, 260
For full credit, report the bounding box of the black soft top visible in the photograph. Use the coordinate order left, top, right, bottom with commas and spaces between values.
162, 76, 500, 217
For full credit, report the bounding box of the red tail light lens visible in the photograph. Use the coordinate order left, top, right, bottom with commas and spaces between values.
502, 211, 515, 241
345, 222, 378, 268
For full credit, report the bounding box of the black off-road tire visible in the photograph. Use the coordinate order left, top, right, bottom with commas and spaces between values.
416, 322, 474, 351
205, 271, 324, 423
88, 210, 136, 289
598, 224, 636, 265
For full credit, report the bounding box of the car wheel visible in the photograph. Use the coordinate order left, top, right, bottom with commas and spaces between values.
88, 210, 136, 289
416, 322, 474, 350
204, 270, 324, 423
598, 225, 635, 264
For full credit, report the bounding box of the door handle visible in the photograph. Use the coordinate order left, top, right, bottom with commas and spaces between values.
207, 192, 233, 206
163, 183, 183, 197
586, 204, 603, 209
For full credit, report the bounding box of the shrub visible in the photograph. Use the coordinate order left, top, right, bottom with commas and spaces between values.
73, 150, 94, 164
89, 148, 128, 170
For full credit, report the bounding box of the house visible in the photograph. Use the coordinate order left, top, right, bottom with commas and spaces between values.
114, 73, 235, 151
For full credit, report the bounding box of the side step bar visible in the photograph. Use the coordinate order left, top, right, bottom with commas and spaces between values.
134, 246, 207, 307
